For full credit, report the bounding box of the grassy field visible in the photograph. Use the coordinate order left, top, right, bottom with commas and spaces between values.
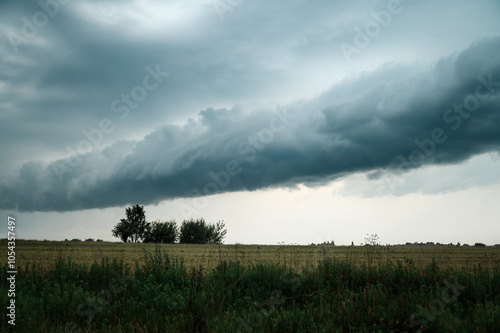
5, 239, 500, 273
2, 240, 500, 332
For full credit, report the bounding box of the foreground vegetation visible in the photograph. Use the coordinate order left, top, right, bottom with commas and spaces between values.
1, 242, 500, 332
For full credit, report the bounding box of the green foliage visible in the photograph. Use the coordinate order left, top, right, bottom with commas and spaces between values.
112, 204, 147, 243
6, 251, 499, 332
142, 244, 171, 273
143, 220, 178, 243
110, 206, 226, 245
209, 220, 227, 244
179, 218, 227, 244
111, 218, 131, 242
319, 240, 335, 246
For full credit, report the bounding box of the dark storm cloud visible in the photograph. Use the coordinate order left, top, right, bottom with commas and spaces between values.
3, 0, 499, 171
1, 37, 500, 212
1, 0, 357, 168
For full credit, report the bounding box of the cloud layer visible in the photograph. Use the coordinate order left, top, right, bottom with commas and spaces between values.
2, 37, 500, 212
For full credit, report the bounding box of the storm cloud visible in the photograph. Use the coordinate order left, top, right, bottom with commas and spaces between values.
2, 36, 499, 212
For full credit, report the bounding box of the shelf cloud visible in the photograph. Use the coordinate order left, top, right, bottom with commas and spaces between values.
2, 37, 499, 212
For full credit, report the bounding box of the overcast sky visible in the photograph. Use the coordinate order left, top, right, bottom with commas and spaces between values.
1, 0, 499, 245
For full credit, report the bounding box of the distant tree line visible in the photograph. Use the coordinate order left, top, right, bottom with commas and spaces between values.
307, 241, 493, 247
111, 205, 227, 244
311, 240, 335, 246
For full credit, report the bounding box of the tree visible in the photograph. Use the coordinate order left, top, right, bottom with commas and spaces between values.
112, 205, 147, 243
179, 218, 227, 244
143, 220, 178, 244
112, 218, 132, 242
179, 218, 208, 244
208, 220, 227, 244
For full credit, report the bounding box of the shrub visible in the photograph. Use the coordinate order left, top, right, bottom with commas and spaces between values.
179, 219, 226, 244
143, 221, 178, 243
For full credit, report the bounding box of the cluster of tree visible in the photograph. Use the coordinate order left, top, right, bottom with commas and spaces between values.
310, 241, 335, 246
143, 221, 178, 243
111, 205, 227, 244
179, 218, 227, 244
402, 242, 488, 247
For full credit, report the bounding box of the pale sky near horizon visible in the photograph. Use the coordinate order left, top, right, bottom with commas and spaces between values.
1, 0, 500, 245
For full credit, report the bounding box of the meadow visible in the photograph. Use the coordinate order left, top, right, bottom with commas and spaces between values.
9, 239, 500, 273
1, 240, 500, 332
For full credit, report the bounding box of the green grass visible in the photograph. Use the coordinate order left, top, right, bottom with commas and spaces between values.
1, 242, 500, 332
